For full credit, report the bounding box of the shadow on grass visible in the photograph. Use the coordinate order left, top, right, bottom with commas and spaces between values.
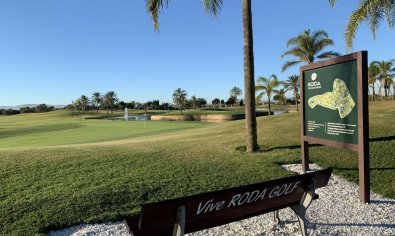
0, 123, 84, 139
370, 136, 395, 142
236, 144, 323, 153
332, 167, 395, 171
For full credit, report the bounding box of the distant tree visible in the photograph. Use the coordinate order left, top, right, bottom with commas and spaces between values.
190, 96, 198, 110
172, 88, 188, 113
0, 109, 20, 116
273, 88, 288, 105
226, 96, 236, 107
35, 104, 50, 113
117, 101, 126, 110
197, 98, 207, 108
329, 0, 395, 50
212, 98, 220, 109
91, 92, 102, 113
281, 29, 340, 72
80, 95, 89, 113
20, 106, 34, 113
105, 91, 118, 114
230, 86, 242, 111
284, 75, 300, 110
371, 60, 395, 99
102, 97, 110, 114
73, 99, 82, 113
220, 99, 225, 107
368, 62, 380, 101
256, 74, 281, 115
230, 87, 242, 104
160, 102, 170, 110
125, 101, 136, 109
152, 100, 160, 109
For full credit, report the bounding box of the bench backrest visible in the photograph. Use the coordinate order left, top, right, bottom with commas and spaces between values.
133, 168, 331, 236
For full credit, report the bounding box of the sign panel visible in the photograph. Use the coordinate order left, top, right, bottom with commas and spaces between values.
300, 51, 370, 203
303, 60, 358, 144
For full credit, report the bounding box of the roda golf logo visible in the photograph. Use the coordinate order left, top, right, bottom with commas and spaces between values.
308, 73, 321, 89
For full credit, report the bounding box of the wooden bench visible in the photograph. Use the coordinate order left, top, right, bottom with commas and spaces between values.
124, 168, 332, 236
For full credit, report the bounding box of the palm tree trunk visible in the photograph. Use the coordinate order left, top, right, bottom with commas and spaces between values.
378, 85, 382, 100
294, 91, 298, 111
267, 95, 271, 116
242, 0, 258, 152
371, 82, 375, 101
393, 83, 395, 101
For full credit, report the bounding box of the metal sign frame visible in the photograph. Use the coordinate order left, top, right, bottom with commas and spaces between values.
300, 51, 370, 203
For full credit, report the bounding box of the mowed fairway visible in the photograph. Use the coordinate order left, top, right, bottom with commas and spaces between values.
0, 102, 394, 235
0, 111, 213, 149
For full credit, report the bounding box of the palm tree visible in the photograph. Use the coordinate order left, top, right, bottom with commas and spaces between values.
91, 92, 102, 113
230, 86, 242, 111
368, 62, 380, 101
281, 29, 341, 72
172, 88, 188, 113
146, 0, 258, 152
80, 95, 89, 113
330, 0, 395, 50
273, 88, 288, 105
230, 86, 242, 100
105, 91, 118, 114
212, 98, 220, 110
371, 60, 395, 99
256, 74, 281, 116
102, 96, 110, 114
284, 75, 300, 111
73, 99, 82, 113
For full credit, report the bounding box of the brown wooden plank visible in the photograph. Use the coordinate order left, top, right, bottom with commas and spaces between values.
136, 169, 331, 233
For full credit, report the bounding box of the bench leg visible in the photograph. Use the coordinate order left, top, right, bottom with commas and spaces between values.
172, 205, 185, 236
290, 179, 316, 236
273, 210, 280, 223
291, 205, 307, 236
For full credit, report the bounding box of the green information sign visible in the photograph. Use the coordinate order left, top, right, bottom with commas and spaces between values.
303, 60, 358, 144
300, 51, 370, 203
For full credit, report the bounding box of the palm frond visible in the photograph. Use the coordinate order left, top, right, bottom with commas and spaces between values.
146, 0, 171, 31
329, 0, 338, 8
282, 60, 302, 72
316, 51, 341, 59
202, 0, 223, 16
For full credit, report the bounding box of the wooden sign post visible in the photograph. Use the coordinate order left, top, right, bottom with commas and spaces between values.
300, 51, 370, 203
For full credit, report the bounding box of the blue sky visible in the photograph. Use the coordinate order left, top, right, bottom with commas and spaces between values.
0, 0, 394, 106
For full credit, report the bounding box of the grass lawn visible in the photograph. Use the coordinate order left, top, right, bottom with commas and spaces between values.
0, 101, 393, 235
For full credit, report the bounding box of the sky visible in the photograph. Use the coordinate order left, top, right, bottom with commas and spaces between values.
0, 0, 394, 106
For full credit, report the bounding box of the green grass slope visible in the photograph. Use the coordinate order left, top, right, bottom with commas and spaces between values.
0, 102, 393, 235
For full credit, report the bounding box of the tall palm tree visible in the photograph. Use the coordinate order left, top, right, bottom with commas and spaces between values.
172, 88, 188, 113
368, 62, 380, 101
256, 74, 281, 116
92, 92, 102, 113
105, 91, 118, 114
281, 29, 341, 72
146, 0, 258, 152
284, 75, 300, 111
330, 0, 395, 50
371, 60, 395, 99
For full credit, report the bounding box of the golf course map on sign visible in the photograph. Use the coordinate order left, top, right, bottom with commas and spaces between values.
303, 60, 358, 144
